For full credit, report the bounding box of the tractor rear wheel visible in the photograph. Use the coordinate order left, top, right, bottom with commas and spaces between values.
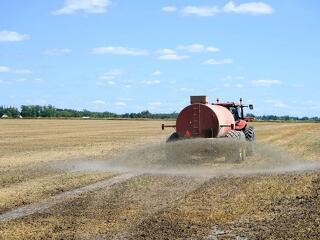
244, 125, 255, 141
225, 130, 246, 163
244, 126, 255, 156
226, 130, 242, 140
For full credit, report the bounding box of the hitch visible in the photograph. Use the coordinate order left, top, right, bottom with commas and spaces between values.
161, 123, 176, 130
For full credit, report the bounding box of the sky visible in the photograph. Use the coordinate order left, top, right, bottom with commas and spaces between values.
0, 0, 319, 116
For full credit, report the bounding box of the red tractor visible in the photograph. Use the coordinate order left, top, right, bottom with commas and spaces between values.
162, 96, 255, 162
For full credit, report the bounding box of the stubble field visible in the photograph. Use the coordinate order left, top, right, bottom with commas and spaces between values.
0, 119, 319, 239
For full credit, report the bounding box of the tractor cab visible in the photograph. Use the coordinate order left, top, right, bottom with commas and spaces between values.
213, 98, 254, 121
213, 99, 254, 130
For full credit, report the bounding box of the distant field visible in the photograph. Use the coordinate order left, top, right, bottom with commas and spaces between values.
0, 119, 319, 239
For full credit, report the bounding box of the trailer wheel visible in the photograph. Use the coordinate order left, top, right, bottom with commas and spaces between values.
166, 132, 179, 143
225, 130, 246, 163
165, 132, 180, 163
244, 126, 255, 156
246, 143, 255, 157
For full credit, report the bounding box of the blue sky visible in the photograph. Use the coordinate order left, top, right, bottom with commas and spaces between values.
0, 0, 319, 116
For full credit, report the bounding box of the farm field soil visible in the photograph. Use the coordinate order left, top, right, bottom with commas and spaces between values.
0, 120, 320, 239
0, 119, 170, 213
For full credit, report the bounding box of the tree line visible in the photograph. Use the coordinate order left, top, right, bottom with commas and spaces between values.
0, 105, 178, 119
0, 105, 319, 121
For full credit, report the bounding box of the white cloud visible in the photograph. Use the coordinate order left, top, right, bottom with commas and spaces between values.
107, 80, 116, 85
25, 98, 47, 105
141, 80, 161, 85
251, 79, 281, 86
177, 44, 219, 53
99, 69, 122, 80
264, 100, 288, 108
117, 97, 132, 101
156, 48, 176, 55
96, 69, 123, 86
16, 78, 28, 82
99, 75, 116, 80
43, 48, 71, 56
0, 31, 30, 42
156, 49, 189, 61
274, 101, 288, 108
33, 78, 45, 83
92, 99, 107, 105
302, 100, 320, 110
15, 69, 32, 74
0, 66, 33, 75
168, 80, 176, 84
203, 58, 233, 65
115, 101, 126, 106
96, 71, 135, 88
221, 75, 245, 81
0, 66, 10, 73
162, 6, 177, 12
148, 102, 162, 106
206, 46, 221, 52
152, 70, 161, 76
52, 0, 111, 15
158, 54, 189, 61
225, 83, 243, 88
92, 46, 148, 56
171, 2, 274, 17
106, 69, 122, 76
97, 69, 123, 86
223, 1, 274, 15
182, 6, 219, 16
179, 87, 193, 92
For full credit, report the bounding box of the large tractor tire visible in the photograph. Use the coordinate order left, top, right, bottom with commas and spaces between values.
225, 130, 246, 163
244, 125, 255, 141
244, 125, 255, 156
226, 130, 244, 140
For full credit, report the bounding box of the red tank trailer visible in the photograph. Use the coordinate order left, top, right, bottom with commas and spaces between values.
162, 96, 255, 162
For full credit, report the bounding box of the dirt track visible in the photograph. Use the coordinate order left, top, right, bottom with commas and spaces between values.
0, 173, 139, 222
0, 120, 320, 239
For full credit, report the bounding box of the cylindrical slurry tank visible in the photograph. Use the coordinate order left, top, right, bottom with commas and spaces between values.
176, 103, 235, 138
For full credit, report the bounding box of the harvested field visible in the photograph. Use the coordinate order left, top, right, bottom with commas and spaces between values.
0, 119, 319, 239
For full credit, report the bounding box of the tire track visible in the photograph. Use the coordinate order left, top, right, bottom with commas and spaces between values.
0, 172, 140, 222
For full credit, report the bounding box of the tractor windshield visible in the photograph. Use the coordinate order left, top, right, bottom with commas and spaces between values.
229, 107, 240, 120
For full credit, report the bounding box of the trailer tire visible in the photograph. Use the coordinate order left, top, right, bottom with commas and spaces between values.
166, 132, 179, 143
165, 132, 180, 163
225, 130, 246, 163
